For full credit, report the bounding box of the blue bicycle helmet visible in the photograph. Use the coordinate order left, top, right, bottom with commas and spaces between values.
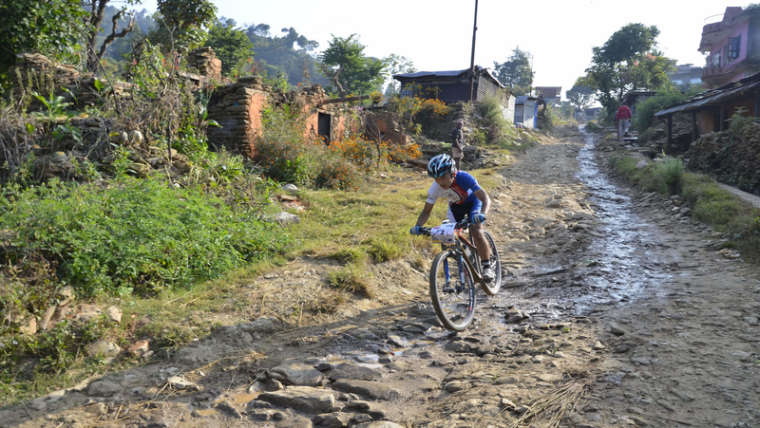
427, 154, 454, 178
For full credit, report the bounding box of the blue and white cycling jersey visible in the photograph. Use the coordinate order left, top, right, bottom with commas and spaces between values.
426, 171, 482, 221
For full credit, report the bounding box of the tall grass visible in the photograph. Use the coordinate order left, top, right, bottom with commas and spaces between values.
612, 155, 760, 261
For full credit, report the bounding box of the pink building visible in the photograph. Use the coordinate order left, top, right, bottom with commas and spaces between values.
699, 6, 760, 88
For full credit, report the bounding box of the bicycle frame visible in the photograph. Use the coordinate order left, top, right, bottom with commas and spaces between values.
442, 228, 482, 284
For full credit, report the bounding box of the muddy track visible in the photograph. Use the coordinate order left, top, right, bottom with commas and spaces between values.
2, 127, 759, 428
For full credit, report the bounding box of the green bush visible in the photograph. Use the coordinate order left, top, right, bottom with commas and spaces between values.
616, 156, 684, 195
0, 177, 291, 298
633, 90, 692, 132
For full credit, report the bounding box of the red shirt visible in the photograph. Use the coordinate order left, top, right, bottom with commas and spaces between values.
615, 105, 632, 120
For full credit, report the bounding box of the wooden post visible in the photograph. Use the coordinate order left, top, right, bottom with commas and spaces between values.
691, 111, 698, 142
469, 0, 479, 102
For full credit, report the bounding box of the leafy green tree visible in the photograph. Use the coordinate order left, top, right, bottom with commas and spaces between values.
0, 0, 89, 79
244, 24, 326, 87
384, 53, 415, 95
586, 23, 675, 116
566, 76, 596, 111
149, 0, 217, 52
318, 34, 387, 97
204, 18, 253, 77
493, 48, 533, 95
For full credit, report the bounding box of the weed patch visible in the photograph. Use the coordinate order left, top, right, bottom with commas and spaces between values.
327, 265, 375, 298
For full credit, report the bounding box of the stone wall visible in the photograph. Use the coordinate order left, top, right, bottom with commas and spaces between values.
206, 80, 362, 157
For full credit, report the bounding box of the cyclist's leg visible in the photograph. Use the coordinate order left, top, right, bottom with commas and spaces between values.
471, 223, 492, 260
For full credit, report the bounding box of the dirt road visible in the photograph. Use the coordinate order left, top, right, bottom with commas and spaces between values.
2, 127, 759, 427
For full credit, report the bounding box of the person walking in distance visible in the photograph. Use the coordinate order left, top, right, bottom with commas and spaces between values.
451, 119, 465, 169
616, 103, 632, 142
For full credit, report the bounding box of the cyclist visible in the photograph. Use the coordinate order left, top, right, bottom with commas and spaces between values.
409, 153, 495, 282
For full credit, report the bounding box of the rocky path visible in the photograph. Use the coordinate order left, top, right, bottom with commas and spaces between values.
2, 127, 759, 428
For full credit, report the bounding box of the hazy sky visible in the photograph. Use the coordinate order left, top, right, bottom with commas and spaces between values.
139, 0, 755, 98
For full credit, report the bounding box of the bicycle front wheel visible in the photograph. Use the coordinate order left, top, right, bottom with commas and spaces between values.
481, 232, 502, 295
429, 249, 476, 331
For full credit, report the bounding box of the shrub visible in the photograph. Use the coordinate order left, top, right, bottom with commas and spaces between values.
633, 90, 694, 132
314, 154, 361, 190
476, 95, 521, 148
326, 265, 375, 298
0, 177, 291, 299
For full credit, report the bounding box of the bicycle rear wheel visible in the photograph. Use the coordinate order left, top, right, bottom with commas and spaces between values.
429, 249, 476, 331
481, 232, 502, 295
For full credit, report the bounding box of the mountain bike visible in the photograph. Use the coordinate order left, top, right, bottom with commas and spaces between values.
419, 217, 501, 331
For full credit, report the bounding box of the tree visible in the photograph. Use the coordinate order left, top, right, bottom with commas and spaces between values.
0, 0, 88, 78
383, 53, 415, 95
244, 24, 326, 87
82, 0, 141, 72
566, 76, 596, 111
149, 0, 217, 52
318, 34, 387, 97
586, 23, 675, 116
204, 18, 253, 77
493, 48, 533, 95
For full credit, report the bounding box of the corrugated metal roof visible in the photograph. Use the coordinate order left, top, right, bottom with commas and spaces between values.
515, 95, 538, 104
655, 71, 760, 116
393, 69, 468, 79
393, 67, 505, 89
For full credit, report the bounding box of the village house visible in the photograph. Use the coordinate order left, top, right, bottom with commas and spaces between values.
393, 66, 506, 104
699, 6, 760, 88
655, 5, 760, 147
514, 95, 539, 128
668, 63, 703, 89
533, 86, 562, 106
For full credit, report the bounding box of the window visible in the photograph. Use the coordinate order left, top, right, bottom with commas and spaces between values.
728, 36, 741, 61
711, 52, 722, 67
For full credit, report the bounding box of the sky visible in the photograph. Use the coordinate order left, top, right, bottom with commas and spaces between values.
137, 0, 756, 99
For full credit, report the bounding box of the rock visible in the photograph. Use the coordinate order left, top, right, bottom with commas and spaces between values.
214, 401, 242, 419
331, 380, 401, 401
592, 341, 606, 350
128, 340, 151, 358
386, 335, 409, 348
167, 375, 201, 391
39, 305, 57, 331
105, 306, 122, 323
608, 323, 627, 336
258, 386, 338, 413
85, 340, 121, 358
327, 363, 382, 381
275, 211, 300, 224
272, 361, 324, 386
505, 308, 530, 324
129, 129, 144, 145
443, 380, 467, 393
353, 422, 404, 428
73, 304, 102, 322
313, 412, 353, 428
282, 183, 299, 192
500, 398, 517, 410
18, 315, 37, 336
241, 317, 281, 333
87, 379, 122, 396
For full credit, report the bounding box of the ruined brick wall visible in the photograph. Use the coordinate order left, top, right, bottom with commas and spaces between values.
189, 48, 222, 83
207, 81, 364, 154
206, 76, 267, 157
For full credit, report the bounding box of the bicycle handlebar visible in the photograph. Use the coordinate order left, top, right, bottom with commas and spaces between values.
419, 218, 472, 236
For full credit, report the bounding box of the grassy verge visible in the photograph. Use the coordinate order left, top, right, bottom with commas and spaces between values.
611, 155, 760, 261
